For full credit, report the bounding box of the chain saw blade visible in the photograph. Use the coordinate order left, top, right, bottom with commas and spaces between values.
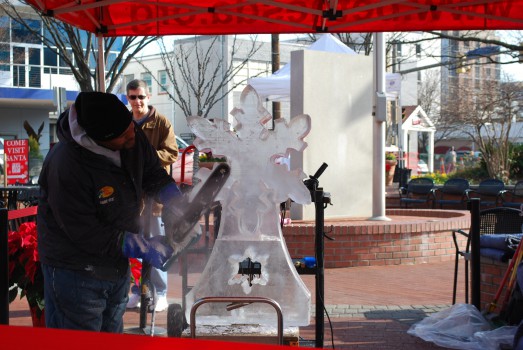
160, 163, 230, 271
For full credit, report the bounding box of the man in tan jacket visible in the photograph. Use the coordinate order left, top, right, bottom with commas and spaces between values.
125, 79, 179, 312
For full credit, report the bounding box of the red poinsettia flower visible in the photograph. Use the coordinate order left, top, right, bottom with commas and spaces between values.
8, 222, 44, 315
129, 258, 142, 286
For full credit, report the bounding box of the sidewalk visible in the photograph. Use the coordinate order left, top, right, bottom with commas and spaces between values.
8, 259, 463, 349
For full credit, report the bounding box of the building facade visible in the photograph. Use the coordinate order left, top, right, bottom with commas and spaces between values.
0, 6, 123, 160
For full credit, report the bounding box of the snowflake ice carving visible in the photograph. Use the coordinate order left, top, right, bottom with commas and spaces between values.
187, 85, 311, 237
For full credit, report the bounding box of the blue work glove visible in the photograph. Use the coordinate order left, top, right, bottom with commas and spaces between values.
121, 232, 174, 269
158, 182, 182, 205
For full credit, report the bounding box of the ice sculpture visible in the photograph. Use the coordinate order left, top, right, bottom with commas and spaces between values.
185, 85, 312, 326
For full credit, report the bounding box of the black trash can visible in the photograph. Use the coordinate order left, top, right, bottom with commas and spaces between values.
393, 167, 412, 188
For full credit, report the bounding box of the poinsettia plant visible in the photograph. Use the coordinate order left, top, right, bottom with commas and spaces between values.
8, 222, 44, 318
129, 257, 142, 286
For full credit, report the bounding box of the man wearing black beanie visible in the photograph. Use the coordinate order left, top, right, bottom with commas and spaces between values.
37, 91, 183, 332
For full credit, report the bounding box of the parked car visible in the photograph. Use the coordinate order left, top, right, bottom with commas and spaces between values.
417, 159, 429, 174
455, 150, 482, 168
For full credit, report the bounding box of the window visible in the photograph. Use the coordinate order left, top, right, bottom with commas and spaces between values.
158, 70, 170, 94
28, 47, 41, 87
12, 19, 41, 44
141, 72, 152, 93
106, 52, 117, 70
44, 47, 58, 74
396, 43, 402, 57
123, 74, 134, 93
0, 43, 9, 72
59, 49, 73, 75
0, 17, 10, 43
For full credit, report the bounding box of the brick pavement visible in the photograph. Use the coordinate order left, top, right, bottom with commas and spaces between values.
8, 259, 464, 349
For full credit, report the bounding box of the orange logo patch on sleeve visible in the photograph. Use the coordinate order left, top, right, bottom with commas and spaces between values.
98, 186, 115, 199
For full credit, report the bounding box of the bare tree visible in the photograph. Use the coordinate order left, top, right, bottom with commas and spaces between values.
1, 1, 157, 92
136, 35, 264, 119
390, 30, 523, 74
441, 77, 522, 181
415, 69, 444, 153
418, 69, 441, 122
303, 31, 522, 75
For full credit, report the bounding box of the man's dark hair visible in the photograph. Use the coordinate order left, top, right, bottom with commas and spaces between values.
126, 79, 149, 94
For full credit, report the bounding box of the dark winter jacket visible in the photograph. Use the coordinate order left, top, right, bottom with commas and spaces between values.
37, 108, 174, 273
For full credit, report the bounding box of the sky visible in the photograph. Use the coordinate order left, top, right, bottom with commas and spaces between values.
490, 30, 521, 81
502, 62, 522, 81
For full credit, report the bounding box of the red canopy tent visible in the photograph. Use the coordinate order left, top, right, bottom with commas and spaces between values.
22, 0, 523, 219
25, 0, 523, 36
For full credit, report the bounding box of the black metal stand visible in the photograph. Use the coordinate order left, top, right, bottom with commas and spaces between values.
125, 261, 167, 336
125, 201, 167, 336
302, 163, 332, 349
469, 198, 481, 310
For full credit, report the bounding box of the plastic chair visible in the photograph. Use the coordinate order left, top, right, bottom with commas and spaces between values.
468, 178, 505, 208
452, 207, 523, 304
398, 177, 435, 208
432, 178, 470, 209
501, 181, 523, 209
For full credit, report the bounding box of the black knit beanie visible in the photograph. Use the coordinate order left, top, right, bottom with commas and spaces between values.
75, 92, 132, 141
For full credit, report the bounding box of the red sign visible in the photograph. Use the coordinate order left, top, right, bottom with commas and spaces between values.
5, 139, 29, 185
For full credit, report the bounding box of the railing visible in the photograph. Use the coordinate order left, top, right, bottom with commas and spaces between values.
0, 63, 80, 90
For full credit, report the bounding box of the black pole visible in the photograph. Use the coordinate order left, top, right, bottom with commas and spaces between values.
470, 198, 481, 309
1, 208, 8, 324
139, 262, 152, 329
315, 188, 324, 349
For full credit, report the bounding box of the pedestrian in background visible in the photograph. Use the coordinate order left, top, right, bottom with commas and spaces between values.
445, 146, 457, 173
125, 79, 179, 312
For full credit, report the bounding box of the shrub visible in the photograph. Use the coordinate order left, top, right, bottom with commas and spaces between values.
450, 163, 490, 185
412, 172, 449, 185
28, 136, 42, 160
386, 152, 397, 161
509, 143, 523, 181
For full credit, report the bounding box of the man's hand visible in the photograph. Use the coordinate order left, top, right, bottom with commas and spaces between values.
121, 232, 174, 269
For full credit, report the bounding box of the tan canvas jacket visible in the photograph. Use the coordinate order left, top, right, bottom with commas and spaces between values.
138, 106, 179, 216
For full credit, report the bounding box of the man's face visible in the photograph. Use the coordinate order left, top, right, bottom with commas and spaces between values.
97, 122, 136, 151
127, 87, 150, 118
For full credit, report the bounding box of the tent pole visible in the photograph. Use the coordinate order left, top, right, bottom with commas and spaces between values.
370, 33, 390, 221
97, 34, 105, 92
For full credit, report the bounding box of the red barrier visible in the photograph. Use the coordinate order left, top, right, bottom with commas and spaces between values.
0, 325, 296, 349
7, 206, 37, 220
